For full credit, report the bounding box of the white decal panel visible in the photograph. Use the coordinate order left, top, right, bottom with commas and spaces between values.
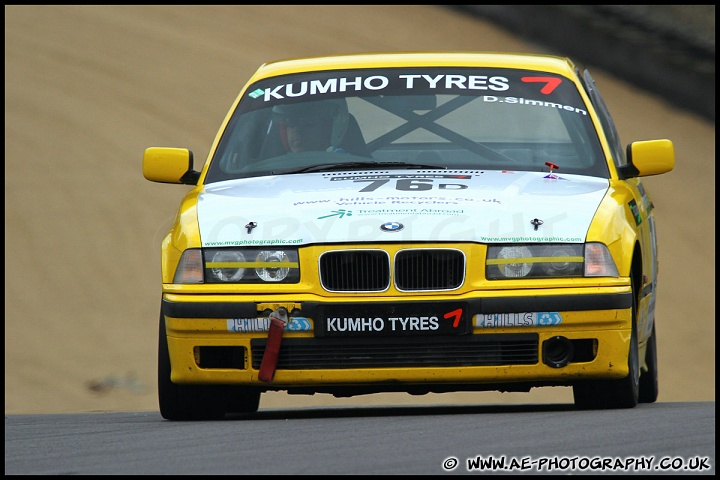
198, 171, 608, 246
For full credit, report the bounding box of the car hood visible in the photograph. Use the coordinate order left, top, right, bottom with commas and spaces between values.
196, 170, 609, 247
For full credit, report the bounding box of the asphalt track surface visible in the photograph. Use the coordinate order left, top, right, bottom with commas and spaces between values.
5, 402, 715, 475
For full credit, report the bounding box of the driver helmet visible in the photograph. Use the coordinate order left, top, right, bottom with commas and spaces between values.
272, 99, 349, 151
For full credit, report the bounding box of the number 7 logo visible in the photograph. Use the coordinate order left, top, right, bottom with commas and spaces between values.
521, 77, 562, 94
443, 308, 463, 328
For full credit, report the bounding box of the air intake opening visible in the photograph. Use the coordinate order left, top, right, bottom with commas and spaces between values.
195, 346, 246, 369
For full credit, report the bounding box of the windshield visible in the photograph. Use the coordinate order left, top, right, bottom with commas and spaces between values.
205, 67, 608, 183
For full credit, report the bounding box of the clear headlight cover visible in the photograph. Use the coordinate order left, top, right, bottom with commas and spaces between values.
486, 243, 618, 279
204, 247, 300, 283
209, 249, 247, 282
254, 250, 293, 282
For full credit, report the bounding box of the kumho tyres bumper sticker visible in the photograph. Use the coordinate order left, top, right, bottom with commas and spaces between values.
314, 302, 472, 337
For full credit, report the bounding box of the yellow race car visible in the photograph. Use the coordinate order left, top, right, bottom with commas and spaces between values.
143, 52, 674, 420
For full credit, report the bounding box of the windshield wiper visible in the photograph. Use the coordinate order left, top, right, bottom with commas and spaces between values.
376, 161, 447, 170
275, 161, 447, 175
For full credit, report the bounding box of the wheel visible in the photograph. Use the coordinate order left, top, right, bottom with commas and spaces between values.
639, 323, 659, 403
573, 324, 640, 409
226, 386, 261, 414
573, 278, 640, 410
157, 310, 228, 420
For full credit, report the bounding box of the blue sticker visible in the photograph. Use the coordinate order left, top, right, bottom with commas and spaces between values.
287, 317, 312, 331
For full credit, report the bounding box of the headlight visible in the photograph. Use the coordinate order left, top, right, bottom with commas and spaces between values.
486, 243, 618, 279
491, 245, 535, 278
253, 250, 293, 282
209, 249, 247, 282
172, 248, 300, 284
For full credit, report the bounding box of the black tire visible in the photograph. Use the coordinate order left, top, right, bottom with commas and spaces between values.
157, 310, 228, 420
573, 279, 640, 410
639, 323, 659, 403
226, 386, 261, 414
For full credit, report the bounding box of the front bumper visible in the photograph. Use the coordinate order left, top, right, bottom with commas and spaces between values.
161, 287, 633, 392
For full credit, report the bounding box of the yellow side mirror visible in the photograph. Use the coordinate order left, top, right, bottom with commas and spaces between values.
142, 147, 197, 184
621, 139, 675, 178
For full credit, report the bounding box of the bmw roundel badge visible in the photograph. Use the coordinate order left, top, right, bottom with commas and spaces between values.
380, 221, 404, 232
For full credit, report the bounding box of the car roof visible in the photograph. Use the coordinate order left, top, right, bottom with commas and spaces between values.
250, 52, 579, 81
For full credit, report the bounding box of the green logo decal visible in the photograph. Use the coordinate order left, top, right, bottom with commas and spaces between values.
318, 209, 353, 219
628, 199, 642, 225
248, 88, 265, 99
